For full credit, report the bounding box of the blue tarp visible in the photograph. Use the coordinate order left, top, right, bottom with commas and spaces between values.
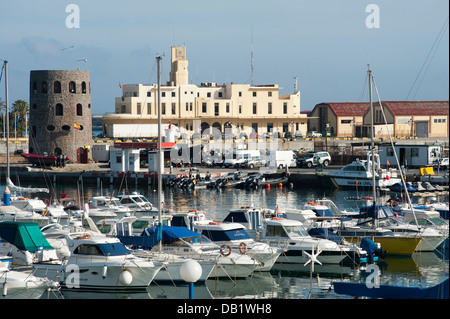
117, 226, 202, 250
200, 228, 251, 242
308, 228, 345, 245
334, 279, 449, 299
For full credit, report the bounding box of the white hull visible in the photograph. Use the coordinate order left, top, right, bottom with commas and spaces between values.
329, 176, 401, 188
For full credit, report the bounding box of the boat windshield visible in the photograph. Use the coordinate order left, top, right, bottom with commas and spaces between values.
131, 196, 145, 203
74, 243, 130, 256
284, 225, 309, 237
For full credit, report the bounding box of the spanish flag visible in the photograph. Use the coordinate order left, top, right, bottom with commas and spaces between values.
74, 122, 81, 130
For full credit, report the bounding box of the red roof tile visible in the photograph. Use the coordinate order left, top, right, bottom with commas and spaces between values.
317, 102, 370, 117
383, 101, 449, 116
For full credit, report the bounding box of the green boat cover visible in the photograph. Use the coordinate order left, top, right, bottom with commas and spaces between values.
0, 221, 53, 252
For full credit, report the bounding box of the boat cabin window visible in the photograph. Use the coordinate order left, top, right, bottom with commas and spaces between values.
223, 211, 249, 223
74, 243, 130, 256
200, 229, 251, 241
172, 216, 188, 227
343, 165, 366, 171
120, 198, 134, 204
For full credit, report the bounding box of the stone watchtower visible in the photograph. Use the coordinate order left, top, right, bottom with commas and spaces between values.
29, 70, 92, 163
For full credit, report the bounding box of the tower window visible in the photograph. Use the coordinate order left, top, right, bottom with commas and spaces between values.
69, 81, 76, 93
76, 104, 83, 116
81, 82, 87, 94
54, 81, 61, 93
56, 103, 63, 116
41, 82, 48, 93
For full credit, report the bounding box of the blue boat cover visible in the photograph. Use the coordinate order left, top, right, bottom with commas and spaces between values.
334, 279, 449, 299
360, 238, 379, 255
308, 228, 345, 245
118, 226, 201, 249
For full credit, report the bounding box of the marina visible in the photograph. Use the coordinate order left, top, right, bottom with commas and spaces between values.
0, 177, 448, 299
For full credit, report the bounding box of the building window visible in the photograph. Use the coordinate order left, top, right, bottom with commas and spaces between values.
137, 103, 141, 114
69, 81, 76, 93
283, 102, 287, 114
41, 81, 48, 93
46, 125, 55, 131
282, 122, 289, 133
387, 148, 394, 156
55, 103, 63, 116
226, 103, 230, 113
190, 103, 193, 111
32, 81, 37, 93
81, 82, 87, 94
252, 92, 257, 97
341, 120, 352, 124
186, 102, 189, 111
147, 103, 151, 114
207, 92, 211, 98
202, 102, 207, 113
61, 125, 71, 131
162, 103, 166, 115
239, 92, 242, 97
268, 102, 272, 114
268, 91, 272, 97
239, 105, 242, 113
172, 103, 176, 115
116, 156, 122, 164
253, 103, 257, 114
267, 123, 273, 133
54, 81, 61, 93
121, 105, 126, 113
76, 104, 83, 116
218, 92, 223, 98
214, 103, 219, 116
162, 92, 165, 97
147, 91, 151, 97
411, 148, 419, 157
172, 92, 176, 97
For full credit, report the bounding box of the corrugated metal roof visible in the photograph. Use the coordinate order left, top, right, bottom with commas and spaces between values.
383, 101, 449, 116
315, 101, 449, 117
318, 102, 370, 117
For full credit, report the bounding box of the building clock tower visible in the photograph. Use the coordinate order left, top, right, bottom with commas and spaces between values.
170, 46, 189, 85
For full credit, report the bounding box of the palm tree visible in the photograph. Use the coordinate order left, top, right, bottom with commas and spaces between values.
11, 99, 29, 137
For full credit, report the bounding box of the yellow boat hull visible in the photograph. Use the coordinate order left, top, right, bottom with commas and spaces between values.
345, 236, 421, 256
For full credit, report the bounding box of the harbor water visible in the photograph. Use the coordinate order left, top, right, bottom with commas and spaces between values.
1, 180, 448, 299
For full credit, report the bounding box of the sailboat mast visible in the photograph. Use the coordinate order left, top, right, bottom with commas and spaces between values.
156, 55, 163, 252
4, 60, 10, 180
368, 67, 376, 206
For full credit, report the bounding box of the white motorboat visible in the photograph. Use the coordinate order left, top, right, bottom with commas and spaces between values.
33, 232, 164, 290
120, 225, 262, 279
317, 151, 401, 189
1, 264, 59, 298
118, 192, 158, 214
9, 196, 68, 220
192, 220, 284, 271
259, 217, 364, 264
0, 221, 59, 267
0, 205, 49, 227
89, 196, 131, 215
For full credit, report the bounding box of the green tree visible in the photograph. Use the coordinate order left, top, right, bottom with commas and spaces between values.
11, 99, 29, 137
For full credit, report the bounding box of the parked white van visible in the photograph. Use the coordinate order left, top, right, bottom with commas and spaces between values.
224, 150, 261, 168
267, 150, 297, 169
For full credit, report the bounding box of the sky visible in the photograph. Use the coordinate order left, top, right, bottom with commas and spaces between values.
0, 0, 448, 114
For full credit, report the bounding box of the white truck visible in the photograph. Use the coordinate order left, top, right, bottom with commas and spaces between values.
223, 150, 261, 168
267, 150, 297, 169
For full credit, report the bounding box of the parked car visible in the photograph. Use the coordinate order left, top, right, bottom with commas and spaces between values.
433, 157, 449, 170
240, 157, 266, 169
294, 131, 303, 139
309, 131, 322, 137
297, 151, 331, 168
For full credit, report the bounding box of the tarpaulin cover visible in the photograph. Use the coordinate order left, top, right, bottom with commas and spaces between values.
0, 221, 53, 252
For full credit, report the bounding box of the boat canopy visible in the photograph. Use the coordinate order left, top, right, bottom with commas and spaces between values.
199, 228, 251, 242
355, 205, 396, 220
0, 221, 53, 252
117, 226, 204, 249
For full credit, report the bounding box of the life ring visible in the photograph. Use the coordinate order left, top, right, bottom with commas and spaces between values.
308, 201, 318, 206
220, 244, 232, 257
239, 242, 248, 255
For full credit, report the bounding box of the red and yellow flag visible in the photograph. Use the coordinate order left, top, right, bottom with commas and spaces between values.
74, 122, 82, 130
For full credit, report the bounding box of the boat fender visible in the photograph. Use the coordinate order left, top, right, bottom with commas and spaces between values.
2, 282, 7, 297
102, 264, 108, 279
220, 245, 232, 257
119, 270, 133, 286
239, 242, 248, 255
209, 222, 221, 225
272, 217, 284, 220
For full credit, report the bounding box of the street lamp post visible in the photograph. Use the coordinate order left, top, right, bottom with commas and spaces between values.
180, 260, 202, 299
